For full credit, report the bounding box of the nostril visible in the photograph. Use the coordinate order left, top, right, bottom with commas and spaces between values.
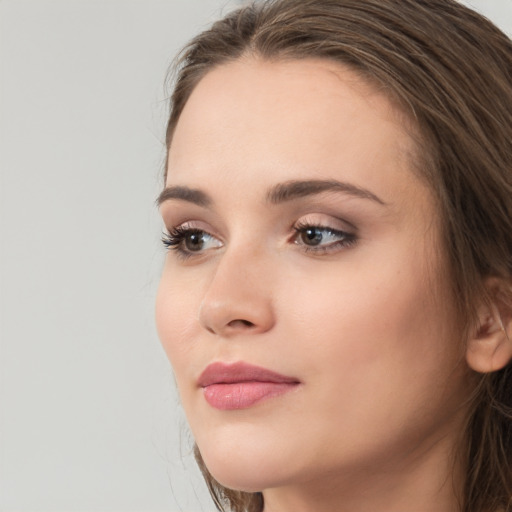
228, 319, 255, 328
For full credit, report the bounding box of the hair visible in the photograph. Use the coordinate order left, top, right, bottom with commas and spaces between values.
164, 1, 512, 511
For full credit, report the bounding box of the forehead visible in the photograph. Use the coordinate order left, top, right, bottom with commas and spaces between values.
167, 57, 422, 208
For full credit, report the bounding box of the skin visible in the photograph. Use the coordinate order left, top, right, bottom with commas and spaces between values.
156, 57, 474, 512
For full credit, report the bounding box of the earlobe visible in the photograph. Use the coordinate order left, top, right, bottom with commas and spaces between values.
466, 282, 512, 374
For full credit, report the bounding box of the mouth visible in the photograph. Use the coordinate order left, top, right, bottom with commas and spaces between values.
198, 361, 301, 410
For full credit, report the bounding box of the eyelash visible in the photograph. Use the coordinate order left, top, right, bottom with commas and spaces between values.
292, 221, 357, 254
161, 222, 357, 258
161, 225, 213, 260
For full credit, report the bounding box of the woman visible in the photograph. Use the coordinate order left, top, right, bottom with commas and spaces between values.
155, 1, 512, 511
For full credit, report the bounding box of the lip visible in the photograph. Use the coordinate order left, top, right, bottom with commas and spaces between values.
198, 361, 300, 410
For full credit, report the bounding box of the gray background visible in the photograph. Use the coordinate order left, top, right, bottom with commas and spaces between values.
0, 1, 510, 511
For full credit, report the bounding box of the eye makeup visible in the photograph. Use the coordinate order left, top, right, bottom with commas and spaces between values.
162, 215, 358, 260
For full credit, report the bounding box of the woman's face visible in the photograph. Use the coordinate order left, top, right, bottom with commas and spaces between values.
156, 58, 471, 494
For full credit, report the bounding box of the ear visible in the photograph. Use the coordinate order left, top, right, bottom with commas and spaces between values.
466, 278, 512, 373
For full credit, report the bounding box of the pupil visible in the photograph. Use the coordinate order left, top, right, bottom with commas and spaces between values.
185, 232, 204, 251
303, 228, 322, 246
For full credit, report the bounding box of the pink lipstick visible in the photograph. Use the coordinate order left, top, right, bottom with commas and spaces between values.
198, 362, 300, 410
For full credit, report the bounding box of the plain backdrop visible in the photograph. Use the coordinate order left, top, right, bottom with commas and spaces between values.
0, 1, 511, 511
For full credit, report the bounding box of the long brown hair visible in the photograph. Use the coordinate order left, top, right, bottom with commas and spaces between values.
164, 1, 512, 510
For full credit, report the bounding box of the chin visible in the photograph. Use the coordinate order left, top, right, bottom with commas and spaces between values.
201, 457, 266, 492
197, 441, 292, 493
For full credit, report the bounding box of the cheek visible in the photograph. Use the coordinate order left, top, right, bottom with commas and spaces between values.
271, 251, 465, 466
277, 245, 456, 383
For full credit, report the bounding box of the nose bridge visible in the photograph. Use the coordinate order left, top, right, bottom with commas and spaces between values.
199, 241, 275, 336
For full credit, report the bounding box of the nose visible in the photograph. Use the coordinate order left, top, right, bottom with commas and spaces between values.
198, 247, 276, 337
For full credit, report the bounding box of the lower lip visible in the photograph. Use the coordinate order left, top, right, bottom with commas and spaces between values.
202, 381, 298, 410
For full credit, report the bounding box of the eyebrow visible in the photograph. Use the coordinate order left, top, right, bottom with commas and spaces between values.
157, 179, 385, 207
157, 185, 211, 207
266, 179, 386, 205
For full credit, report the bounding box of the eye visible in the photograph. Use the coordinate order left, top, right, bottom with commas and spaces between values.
162, 225, 222, 257
293, 222, 357, 253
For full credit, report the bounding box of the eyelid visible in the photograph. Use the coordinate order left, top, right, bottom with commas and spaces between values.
162, 213, 358, 260
166, 220, 220, 237
162, 220, 224, 259
160, 203, 222, 233
292, 225, 357, 253
293, 213, 357, 233
290, 213, 359, 254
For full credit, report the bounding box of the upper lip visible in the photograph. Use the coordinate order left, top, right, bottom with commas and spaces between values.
198, 361, 299, 387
